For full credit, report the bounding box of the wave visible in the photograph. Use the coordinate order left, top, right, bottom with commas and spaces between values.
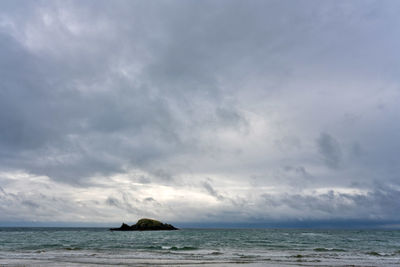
238, 254, 258, 259
366, 251, 386, 257
314, 247, 346, 252
63, 247, 82, 251
143, 245, 198, 251
169, 246, 198, 251
300, 233, 328, 237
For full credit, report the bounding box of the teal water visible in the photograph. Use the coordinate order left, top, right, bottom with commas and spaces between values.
0, 228, 400, 266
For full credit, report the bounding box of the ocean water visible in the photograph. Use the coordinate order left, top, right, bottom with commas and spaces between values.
0, 228, 400, 266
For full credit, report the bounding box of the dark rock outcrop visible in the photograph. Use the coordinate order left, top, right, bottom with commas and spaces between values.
110, 218, 178, 231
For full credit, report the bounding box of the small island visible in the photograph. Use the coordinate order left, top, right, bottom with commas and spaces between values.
110, 218, 178, 231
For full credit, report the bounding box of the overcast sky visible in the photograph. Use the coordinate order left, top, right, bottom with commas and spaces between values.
1, 0, 400, 227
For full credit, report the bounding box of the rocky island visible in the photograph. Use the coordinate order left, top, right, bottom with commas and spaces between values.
110, 218, 178, 231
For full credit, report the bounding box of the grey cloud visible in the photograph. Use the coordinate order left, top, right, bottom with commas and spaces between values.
106, 197, 120, 208
105, 191, 162, 218
283, 165, 310, 178
351, 142, 364, 158
151, 169, 173, 182
21, 200, 40, 209
0, 0, 400, 224
0, 1, 391, 182
317, 133, 342, 169
143, 197, 155, 202
137, 176, 152, 184
281, 165, 314, 189
202, 180, 224, 201
261, 184, 400, 220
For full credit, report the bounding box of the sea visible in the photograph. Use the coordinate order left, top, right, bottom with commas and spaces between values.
0, 228, 400, 266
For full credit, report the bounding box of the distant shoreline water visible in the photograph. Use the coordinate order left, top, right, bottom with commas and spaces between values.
1, 228, 399, 266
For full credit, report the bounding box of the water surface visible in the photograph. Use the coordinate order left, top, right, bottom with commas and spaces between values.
0, 228, 399, 266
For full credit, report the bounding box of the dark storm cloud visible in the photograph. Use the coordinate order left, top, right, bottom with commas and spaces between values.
1, 0, 400, 224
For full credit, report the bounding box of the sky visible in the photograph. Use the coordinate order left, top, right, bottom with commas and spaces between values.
1, 0, 400, 227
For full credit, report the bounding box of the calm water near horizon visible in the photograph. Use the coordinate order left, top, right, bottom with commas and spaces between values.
0, 227, 400, 266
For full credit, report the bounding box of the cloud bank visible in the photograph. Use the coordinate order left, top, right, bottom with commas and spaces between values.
1, 0, 400, 226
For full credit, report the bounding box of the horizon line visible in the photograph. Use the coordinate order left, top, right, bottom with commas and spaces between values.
1, 219, 399, 229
